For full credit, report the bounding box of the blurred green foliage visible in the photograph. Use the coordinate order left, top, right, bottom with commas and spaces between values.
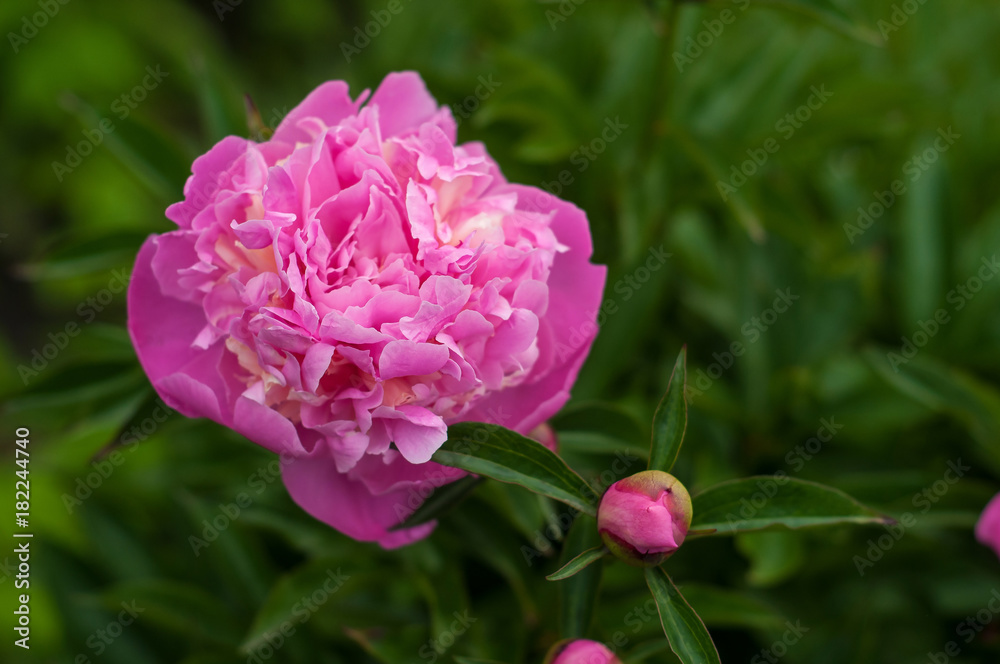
2, 0, 1000, 662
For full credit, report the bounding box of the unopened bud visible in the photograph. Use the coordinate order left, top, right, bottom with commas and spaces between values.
544, 639, 621, 664
597, 470, 692, 567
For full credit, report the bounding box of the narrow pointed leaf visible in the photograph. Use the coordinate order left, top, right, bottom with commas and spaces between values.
745, 0, 884, 45
559, 515, 604, 637
433, 423, 597, 516
242, 559, 353, 653
690, 476, 892, 535
865, 347, 1000, 473
94, 386, 174, 461
59, 93, 189, 200
192, 54, 241, 142
644, 567, 721, 664
99, 579, 241, 646
389, 476, 483, 531
546, 546, 607, 581
649, 347, 688, 472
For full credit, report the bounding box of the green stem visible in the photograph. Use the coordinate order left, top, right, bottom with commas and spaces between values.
638, 0, 681, 169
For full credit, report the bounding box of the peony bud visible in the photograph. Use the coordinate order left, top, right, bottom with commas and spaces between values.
530, 422, 559, 453
597, 470, 692, 567
976, 492, 1000, 560
544, 639, 622, 664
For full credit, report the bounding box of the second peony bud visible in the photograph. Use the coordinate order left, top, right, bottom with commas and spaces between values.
544, 639, 621, 664
597, 470, 693, 567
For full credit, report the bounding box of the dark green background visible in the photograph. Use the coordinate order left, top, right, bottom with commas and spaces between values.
3, 0, 1000, 662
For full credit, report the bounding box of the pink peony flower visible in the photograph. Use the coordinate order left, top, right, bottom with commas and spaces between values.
976, 492, 1000, 559
128, 72, 605, 547
545, 639, 621, 664
597, 470, 692, 567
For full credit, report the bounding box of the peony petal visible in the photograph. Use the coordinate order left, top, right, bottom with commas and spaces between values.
129, 236, 212, 385
272, 81, 362, 145
368, 71, 443, 139
282, 451, 436, 548
378, 340, 451, 380
373, 404, 448, 464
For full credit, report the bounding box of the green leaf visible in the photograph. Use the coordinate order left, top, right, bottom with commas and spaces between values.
177, 491, 270, 606
621, 639, 674, 663
897, 140, 945, 324
735, 531, 806, 587
343, 625, 428, 664
98, 579, 241, 646
241, 558, 352, 654
559, 515, 604, 638
546, 546, 608, 581
14, 230, 148, 281
644, 568, 721, 664
433, 423, 598, 517
92, 386, 173, 460
551, 401, 648, 458
551, 402, 646, 442
743, 0, 884, 45
60, 93, 189, 200
390, 476, 484, 532
449, 506, 538, 622
400, 540, 471, 650
680, 584, 786, 630
865, 348, 1000, 473
191, 54, 241, 142
476, 481, 552, 544
649, 347, 689, 472
670, 128, 766, 242
690, 476, 892, 535
5, 362, 145, 414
